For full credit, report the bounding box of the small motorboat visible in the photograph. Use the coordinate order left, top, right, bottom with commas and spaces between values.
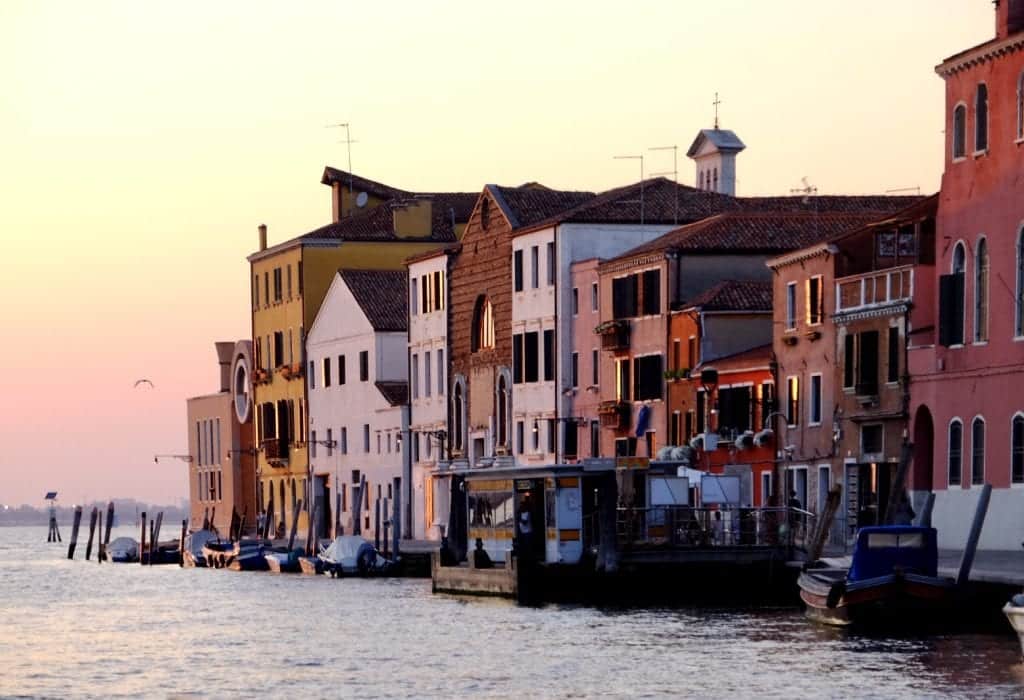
203, 539, 269, 571
798, 526, 956, 626
318, 535, 393, 577
140, 540, 182, 565
182, 529, 218, 568
1004, 593, 1024, 658
107, 537, 139, 563
265, 548, 302, 573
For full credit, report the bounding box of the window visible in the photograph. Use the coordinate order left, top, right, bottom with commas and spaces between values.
543, 330, 554, 382
887, 327, 900, 384
287, 265, 292, 299
670, 411, 681, 446
273, 267, 282, 302
718, 386, 752, 435
547, 241, 556, 286
592, 349, 599, 386
297, 261, 303, 295
434, 271, 443, 311
452, 381, 465, 452
862, 424, 883, 455
496, 374, 509, 449
421, 276, 428, 314
323, 357, 332, 387
1018, 72, 1024, 140
633, 355, 663, 401
953, 103, 966, 158
1017, 229, 1024, 337
688, 336, 697, 368
786, 377, 799, 427
571, 352, 579, 387
547, 418, 556, 454
524, 331, 539, 382
857, 330, 879, 395
264, 271, 269, 307
975, 238, 988, 343
309, 361, 316, 389
359, 351, 369, 381
424, 353, 431, 397
843, 334, 855, 389
532, 420, 540, 451
326, 428, 333, 457
641, 270, 661, 315
412, 354, 419, 399
975, 83, 988, 153
615, 358, 631, 401
363, 424, 370, 453
377, 433, 381, 454
472, 296, 495, 352
948, 419, 963, 486
514, 250, 524, 292
530, 246, 539, 288
311, 430, 318, 459
273, 331, 284, 368
590, 420, 600, 457
565, 420, 578, 459
940, 243, 966, 347
437, 349, 445, 395
809, 374, 822, 425
612, 275, 638, 319
341, 427, 348, 455
572, 288, 579, 315
516, 420, 524, 455
971, 416, 985, 485
592, 282, 599, 311
513, 334, 523, 384
1013, 415, 1024, 484
253, 275, 259, 311
806, 276, 823, 325
339, 355, 346, 385
785, 282, 797, 330
410, 278, 418, 316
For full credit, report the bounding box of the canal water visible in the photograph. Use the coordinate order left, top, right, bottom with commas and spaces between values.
2, 525, 1022, 698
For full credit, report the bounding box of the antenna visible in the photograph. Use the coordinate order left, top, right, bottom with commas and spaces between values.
713, 92, 722, 130
613, 154, 645, 224
325, 122, 357, 216
885, 186, 922, 195
649, 145, 679, 225
790, 176, 818, 204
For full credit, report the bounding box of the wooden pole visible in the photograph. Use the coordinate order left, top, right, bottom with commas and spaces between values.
883, 441, 914, 525
239, 506, 247, 542
374, 497, 381, 551
179, 519, 188, 567
392, 476, 401, 557
209, 507, 216, 537
335, 491, 341, 538
382, 498, 390, 558
287, 499, 302, 551
85, 507, 98, 561
104, 501, 114, 548
153, 512, 164, 552
307, 500, 319, 556
96, 511, 104, 563
957, 483, 992, 587
806, 485, 842, 563
264, 497, 275, 541
139, 511, 147, 565
67, 505, 83, 560
352, 477, 366, 536
917, 492, 936, 528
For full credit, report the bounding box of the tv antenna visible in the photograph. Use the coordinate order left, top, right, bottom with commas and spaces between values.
885, 186, 921, 195
325, 122, 357, 215
613, 154, 645, 224
791, 176, 818, 204
649, 145, 679, 225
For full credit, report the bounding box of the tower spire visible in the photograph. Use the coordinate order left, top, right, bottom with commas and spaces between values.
713, 92, 722, 130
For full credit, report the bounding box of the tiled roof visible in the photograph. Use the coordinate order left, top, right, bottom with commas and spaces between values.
696, 344, 772, 371
339, 269, 408, 332
737, 194, 921, 214
320, 167, 412, 200
300, 192, 478, 243
375, 381, 409, 407
487, 184, 595, 229
686, 280, 772, 312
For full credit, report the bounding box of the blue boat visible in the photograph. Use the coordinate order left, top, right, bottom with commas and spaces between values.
798, 526, 957, 626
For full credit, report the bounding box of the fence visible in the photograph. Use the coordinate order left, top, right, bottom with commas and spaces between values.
615, 506, 819, 550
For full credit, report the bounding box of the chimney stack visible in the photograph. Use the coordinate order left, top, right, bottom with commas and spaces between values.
215, 342, 235, 393
258, 224, 267, 252
997, 0, 1024, 39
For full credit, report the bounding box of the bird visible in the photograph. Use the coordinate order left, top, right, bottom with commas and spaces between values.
134, 379, 154, 388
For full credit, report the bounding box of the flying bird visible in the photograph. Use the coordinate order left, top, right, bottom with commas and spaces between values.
134, 379, 154, 389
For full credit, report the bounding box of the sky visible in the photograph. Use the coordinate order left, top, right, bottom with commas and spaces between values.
0, 1, 995, 506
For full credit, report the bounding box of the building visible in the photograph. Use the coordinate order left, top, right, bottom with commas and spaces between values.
185, 341, 256, 534
248, 168, 475, 537
909, 2, 1024, 549
306, 269, 410, 540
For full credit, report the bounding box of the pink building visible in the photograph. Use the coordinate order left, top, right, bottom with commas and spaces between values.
570, 258, 604, 460
909, 2, 1024, 549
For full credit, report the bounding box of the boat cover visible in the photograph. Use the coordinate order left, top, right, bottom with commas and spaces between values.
848, 526, 938, 581
318, 535, 379, 571
108, 537, 138, 560
184, 530, 217, 560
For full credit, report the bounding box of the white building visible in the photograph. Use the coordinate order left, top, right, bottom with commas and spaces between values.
306, 269, 410, 540
407, 247, 454, 540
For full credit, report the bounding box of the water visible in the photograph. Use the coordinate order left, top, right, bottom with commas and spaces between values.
1, 526, 1022, 699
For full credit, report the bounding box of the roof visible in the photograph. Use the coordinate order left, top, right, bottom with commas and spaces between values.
686, 129, 747, 157
487, 184, 595, 229
339, 269, 408, 332
299, 192, 479, 244
696, 343, 772, 371
375, 381, 409, 407
320, 167, 412, 200
685, 280, 772, 313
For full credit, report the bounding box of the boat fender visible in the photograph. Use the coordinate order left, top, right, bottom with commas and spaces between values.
826, 581, 846, 609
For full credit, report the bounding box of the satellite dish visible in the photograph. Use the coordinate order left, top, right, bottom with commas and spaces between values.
355, 192, 369, 208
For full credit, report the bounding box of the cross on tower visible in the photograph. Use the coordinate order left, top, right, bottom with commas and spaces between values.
713, 92, 722, 129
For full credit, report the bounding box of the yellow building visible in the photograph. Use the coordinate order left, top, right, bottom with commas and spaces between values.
247, 168, 476, 536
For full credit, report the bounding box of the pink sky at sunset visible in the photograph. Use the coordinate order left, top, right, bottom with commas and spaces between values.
0, 2, 994, 506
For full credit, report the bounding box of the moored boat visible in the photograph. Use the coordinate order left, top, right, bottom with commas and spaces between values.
203, 539, 269, 571
107, 537, 139, 563
1003, 594, 1024, 658
798, 526, 956, 626
182, 529, 217, 568
265, 548, 302, 573
318, 535, 393, 577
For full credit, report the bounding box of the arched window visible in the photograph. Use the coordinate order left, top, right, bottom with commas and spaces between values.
971, 416, 985, 485
471, 296, 494, 352
948, 419, 963, 486
1017, 228, 1024, 337
451, 377, 466, 453
948, 242, 966, 345
1018, 72, 1024, 140
953, 104, 967, 158
1013, 414, 1024, 484
496, 371, 510, 451
975, 83, 988, 152
713, 167, 719, 192
974, 238, 989, 343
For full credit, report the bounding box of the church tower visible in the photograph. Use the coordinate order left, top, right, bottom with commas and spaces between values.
686, 128, 745, 196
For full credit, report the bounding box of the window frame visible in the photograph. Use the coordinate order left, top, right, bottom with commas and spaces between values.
971, 415, 986, 486
808, 373, 822, 426
974, 236, 989, 344
952, 102, 967, 160
1012, 413, 1024, 485
786, 376, 799, 427
806, 275, 824, 326
948, 418, 963, 486
785, 281, 797, 331
974, 82, 989, 154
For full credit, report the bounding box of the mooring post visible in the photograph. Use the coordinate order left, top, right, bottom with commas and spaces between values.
104, 501, 114, 548
335, 492, 341, 538
151, 512, 164, 565
306, 499, 319, 556
287, 499, 302, 551
382, 498, 390, 558
917, 492, 936, 528
179, 520, 187, 566
67, 505, 83, 560
139, 511, 147, 565
85, 507, 98, 561
374, 497, 381, 552
392, 476, 401, 558
957, 483, 992, 587
96, 511, 104, 563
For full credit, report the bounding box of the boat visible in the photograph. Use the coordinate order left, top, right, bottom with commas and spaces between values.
203, 539, 269, 571
1003, 594, 1024, 658
264, 548, 302, 573
107, 537, 139, 563
798, 526, 956, 626
318, 535, 393, 577
298, 556, 323, 575
182, 529, 217, 568
140, 540, 182, 565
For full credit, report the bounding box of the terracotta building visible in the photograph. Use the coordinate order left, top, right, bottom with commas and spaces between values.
909, 3, 1024, 550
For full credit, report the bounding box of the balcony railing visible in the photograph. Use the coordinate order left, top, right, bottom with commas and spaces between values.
262, 438, 289, 465
598, 401, 630, 430
595, 320, 630, 352
836, 265, 913, 313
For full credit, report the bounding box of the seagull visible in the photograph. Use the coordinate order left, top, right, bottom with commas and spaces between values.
134, 379, 154, 388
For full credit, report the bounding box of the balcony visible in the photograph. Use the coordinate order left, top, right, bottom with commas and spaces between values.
253, 368, 272, 385
262, 438, 289, 466
598, 400, 630, 430
836, 265, 913, 314
277, 363, 304, 381
595, 320, 630, 353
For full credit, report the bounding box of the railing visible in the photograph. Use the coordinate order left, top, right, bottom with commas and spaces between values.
262, 438, 288, 463
615, 506, 818, 549
835, 265, 913, 313
596, 320, 630, 352
598, 401, 630, 430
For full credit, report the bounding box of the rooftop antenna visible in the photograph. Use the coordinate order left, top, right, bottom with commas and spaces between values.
791, 176, 818, 204
713, 92, 722, 130
885, 186, 922, 195
613, 154, 645, 224
649, 145, 679, 225
325, 122, 357, 216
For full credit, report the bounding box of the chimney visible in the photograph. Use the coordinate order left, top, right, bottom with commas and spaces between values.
392, 198, 433, 238
997, 0, 1024, 39
258, 224, 267, 252
215, 342, 235, 394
